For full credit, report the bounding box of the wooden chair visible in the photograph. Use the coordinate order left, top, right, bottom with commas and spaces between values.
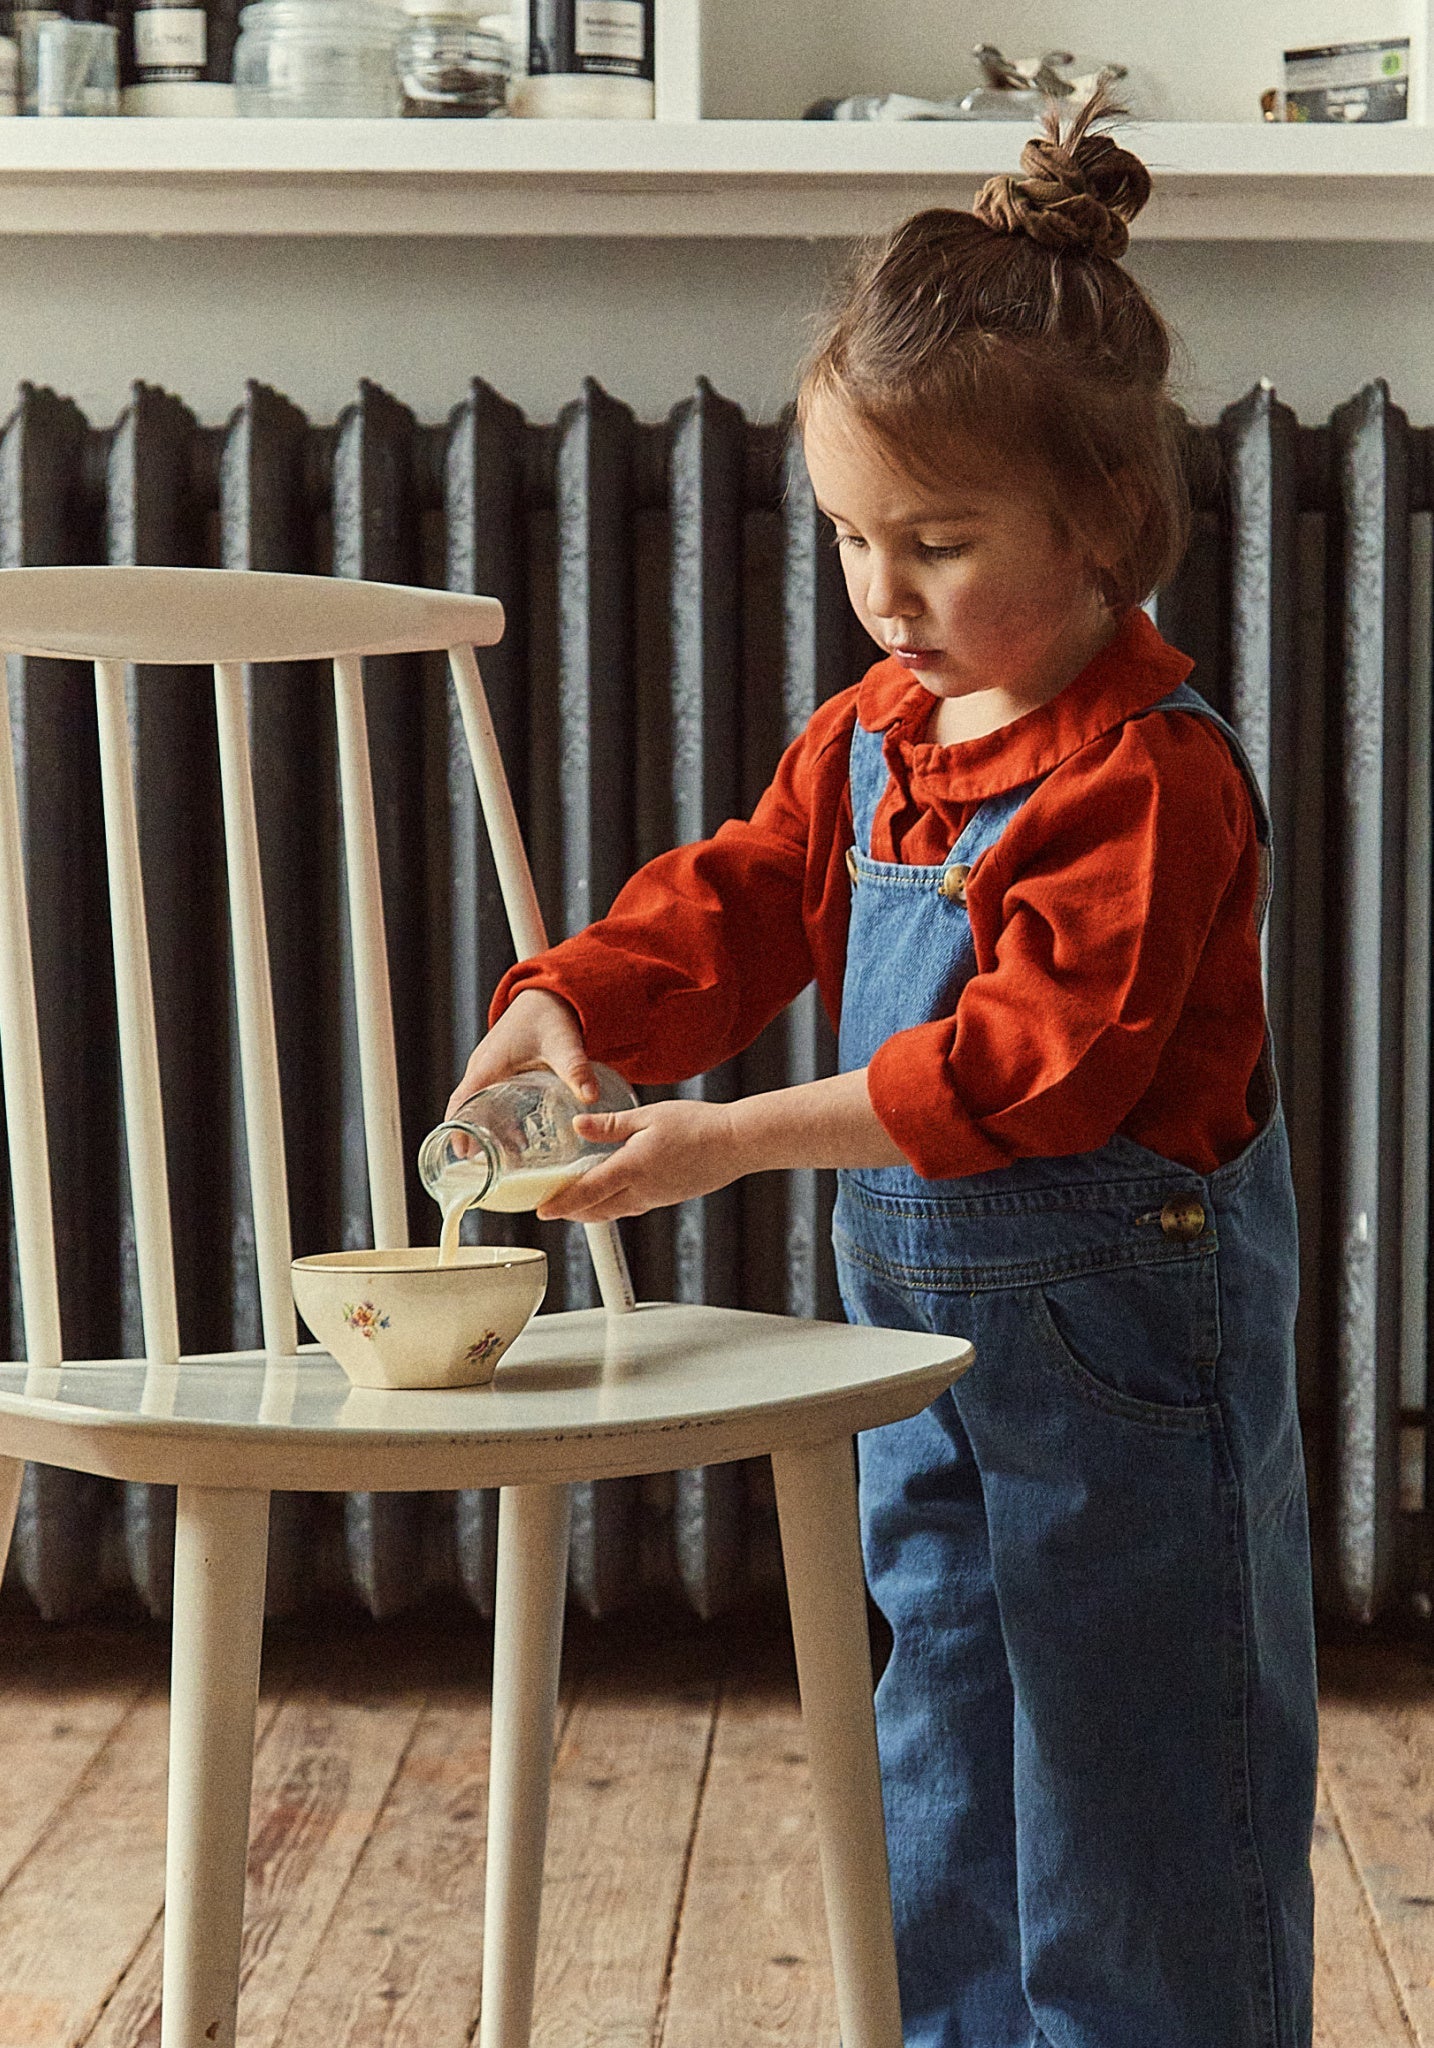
0, 567, 972, 2048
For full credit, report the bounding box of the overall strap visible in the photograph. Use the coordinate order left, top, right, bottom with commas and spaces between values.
1134, 680, 1273, 936
848, 719, 893, 856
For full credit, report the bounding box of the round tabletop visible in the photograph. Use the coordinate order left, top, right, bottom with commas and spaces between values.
0, 1302, 974, 1492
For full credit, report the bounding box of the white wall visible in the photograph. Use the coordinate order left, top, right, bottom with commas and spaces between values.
702, 0, 1428, 122
0, 233, 1429, 434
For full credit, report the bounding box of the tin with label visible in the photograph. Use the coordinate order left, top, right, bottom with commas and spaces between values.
1282, 38, 1409, 122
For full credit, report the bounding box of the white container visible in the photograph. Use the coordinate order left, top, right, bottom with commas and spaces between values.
234, 0, 402, 116
122, 79, 237, 112
34, 18, 119, 115
292, 1244, 547, 1389
512, 0, 653, 117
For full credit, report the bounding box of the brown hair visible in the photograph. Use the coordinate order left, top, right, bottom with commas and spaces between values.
796, 85, 1192, 610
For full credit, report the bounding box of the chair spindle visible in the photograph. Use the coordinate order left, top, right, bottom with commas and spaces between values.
213, 662, 298, 1356
331, 654, 408, 1250
447, 644, 634, 1314
0, 661, 62, 1367
93, 658, 181, 1364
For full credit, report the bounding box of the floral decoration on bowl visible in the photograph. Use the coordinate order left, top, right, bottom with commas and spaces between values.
342, 1300, 391, 1342
464, 1329, 503, 1371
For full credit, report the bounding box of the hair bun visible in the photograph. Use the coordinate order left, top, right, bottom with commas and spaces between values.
973, 79, 1151, 261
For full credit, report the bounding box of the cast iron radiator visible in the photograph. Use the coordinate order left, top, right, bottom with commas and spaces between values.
0, 374, 1425, 1629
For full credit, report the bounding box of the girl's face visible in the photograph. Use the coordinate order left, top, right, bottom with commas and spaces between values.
802, 395, 1115, 726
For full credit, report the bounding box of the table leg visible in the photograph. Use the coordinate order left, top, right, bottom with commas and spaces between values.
160, 1485, 270, 2048
772, 1436, 903, 2048
479, 1481, 572, 2048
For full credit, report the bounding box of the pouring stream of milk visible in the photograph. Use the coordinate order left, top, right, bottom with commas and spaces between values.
436, 1160, 594, 1264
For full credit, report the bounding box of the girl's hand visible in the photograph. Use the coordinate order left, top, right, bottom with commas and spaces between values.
446, 989, 599, 1118
534, 1099, 746, 1222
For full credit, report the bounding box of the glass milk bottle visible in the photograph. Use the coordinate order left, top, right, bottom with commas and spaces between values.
419, 1063, 638, 1258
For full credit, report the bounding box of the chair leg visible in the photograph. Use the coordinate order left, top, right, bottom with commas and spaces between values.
771, 1437, 904, 2048
479, 1482, 572, 2048
0, 1456, 22, 1580
160, 1485, 270, 2048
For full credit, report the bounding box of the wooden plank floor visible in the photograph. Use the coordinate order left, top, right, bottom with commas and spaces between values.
0, 1606, 1426, 2047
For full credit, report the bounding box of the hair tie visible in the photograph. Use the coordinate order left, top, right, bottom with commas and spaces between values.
973, 87, 1152, 261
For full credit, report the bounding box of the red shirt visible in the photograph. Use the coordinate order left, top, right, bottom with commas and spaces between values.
493, 607, 1265, 1180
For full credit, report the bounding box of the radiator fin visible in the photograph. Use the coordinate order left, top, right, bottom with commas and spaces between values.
0, 375, 1420, 1626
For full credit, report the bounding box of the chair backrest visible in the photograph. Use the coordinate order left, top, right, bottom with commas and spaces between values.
0, 566, 630, 1369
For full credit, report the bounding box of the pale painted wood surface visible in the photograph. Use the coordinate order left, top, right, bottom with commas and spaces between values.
93, 656, 181, 1366
160, 1487, 271, 2048
480, 1484, 572, 2048
0, 631, 61, 1369
331, 651, 410, 1256
213, 661, 298, 1359
0, 567, 502, 662
771, 1438, 901, 2048
0, 122, 1431, 240
0, 1614, 1421, 2048
0, 1306, 970, 1491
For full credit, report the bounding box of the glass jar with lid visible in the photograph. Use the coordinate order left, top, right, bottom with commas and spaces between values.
398, 0, 506, 116
234, 0, 402, 116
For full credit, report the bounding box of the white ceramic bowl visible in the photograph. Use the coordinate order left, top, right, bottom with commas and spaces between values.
291, 1245, 547, 1390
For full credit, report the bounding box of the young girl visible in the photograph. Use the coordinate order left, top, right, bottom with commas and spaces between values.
452, 94, 1318, 2048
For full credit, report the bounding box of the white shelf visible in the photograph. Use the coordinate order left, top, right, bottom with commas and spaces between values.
1, 118, 1433, 238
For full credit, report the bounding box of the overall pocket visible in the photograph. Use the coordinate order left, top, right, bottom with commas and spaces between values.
1017, 1251, 1221, 1428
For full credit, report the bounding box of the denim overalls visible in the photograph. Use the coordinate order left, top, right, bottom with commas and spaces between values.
833, 681, 1318, 2048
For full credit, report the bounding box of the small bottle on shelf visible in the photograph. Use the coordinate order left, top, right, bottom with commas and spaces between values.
34, 4, 119, 114
12, 0, 64, 112
124, 0, 239, 111
512, 0, 653, 118
0, 3, 18, 112
398, 0, 507, 117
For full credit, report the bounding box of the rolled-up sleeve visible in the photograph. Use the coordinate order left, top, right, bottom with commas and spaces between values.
866, 714, 1260, 1178
490, 691, 858, 1084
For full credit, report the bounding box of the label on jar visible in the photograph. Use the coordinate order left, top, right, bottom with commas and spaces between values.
529, 0, 651, 81
134, 7, 207, 77
574, 1, 642, 64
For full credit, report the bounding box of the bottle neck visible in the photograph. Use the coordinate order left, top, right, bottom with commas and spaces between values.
420, 1120, 502, 1206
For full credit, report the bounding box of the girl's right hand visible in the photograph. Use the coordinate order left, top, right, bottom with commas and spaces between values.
446, 988, 600, 1118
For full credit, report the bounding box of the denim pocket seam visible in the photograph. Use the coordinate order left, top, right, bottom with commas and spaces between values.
838, 1170, 1210, 1223
832, 1224, 1216, 1297
1022, 1283, 1218, 1433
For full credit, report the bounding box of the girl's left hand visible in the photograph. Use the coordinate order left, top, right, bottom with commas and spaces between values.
535, 1099, 745, 1222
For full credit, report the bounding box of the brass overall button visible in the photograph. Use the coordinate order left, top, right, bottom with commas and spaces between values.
939, 863, 972, 904
1159, 1196, 1207, 1242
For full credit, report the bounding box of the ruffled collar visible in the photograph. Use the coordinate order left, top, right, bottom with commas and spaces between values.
852, 606, 1195, 802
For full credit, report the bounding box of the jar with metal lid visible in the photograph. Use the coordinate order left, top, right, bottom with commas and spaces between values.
398, 0, 505, 115
233, 0, 401, 116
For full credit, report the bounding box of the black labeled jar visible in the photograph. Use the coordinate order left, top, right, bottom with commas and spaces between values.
513, 0, 652, 117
